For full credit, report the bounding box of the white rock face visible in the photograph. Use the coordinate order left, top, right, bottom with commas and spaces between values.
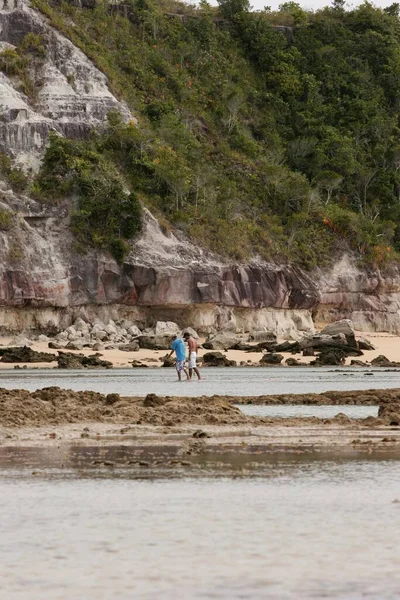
0, 0, 132, 169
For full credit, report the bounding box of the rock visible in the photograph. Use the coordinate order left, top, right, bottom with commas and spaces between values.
302, 348, 315, 357
300, 333, 348, 349
105, 323, 118, 336
248, 331, 277, 343
370, 355, 400, 367
57, 352, 113, 369
56, 332, 69, 341
65, 341, 84, 351
313, 348, 347, 366
321, 319, 357, 348
192, 429, 210, 438
155, 321, 180, 335
131, 360, 147, 368
357, 337, 376, 351
48, 341, 65, 349
0, 346, 57, 363
74, 318, 89, 332
259, 353, 284, 365
92, 343, 103, 351
138, 335, 172, 350
203, 332, 240, 351
127, 325, 142, 337
350, 360, 368, 366
38, 335, 50, 343
321, 319, 355, 337
161, 356, 175, 368
285, 357, 301, 366
378, 401, 400, 425
274, 341, 301, 353
202, 352, 236, 367
105, 393, 120, 405
94, 330, 108, 341
143, 393, 168, 407
118, 341, 139, 352
181, 327, 199, 340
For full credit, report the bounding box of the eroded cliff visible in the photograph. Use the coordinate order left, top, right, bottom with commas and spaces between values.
0, 1, 398, 336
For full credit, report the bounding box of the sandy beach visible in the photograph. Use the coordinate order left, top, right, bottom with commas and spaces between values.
0, 330, 399, 369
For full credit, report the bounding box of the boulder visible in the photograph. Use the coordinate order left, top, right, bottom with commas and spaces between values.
371, 355, 400, 367
302, 348, 315, 357
48, 341, 65, 350
161, 356, 175, 368
274, 341, 301, 354
320, 319, 357, 348
127, 325, 142, 337
38, 335, 50, 343
94, 330, 107, 341
202, 352, 236, 367
155, 321, 180, 335
74, 318, 89, 332
358, 337, 376, 351
203, 332, 240, 351
0, 346, 57, 363
105, 323, 118, 336
131, 360, 148, 368
65, 341, 84, 351
118, 342, 140, 352
313, 348, 347, 366
181, 327, 199, 340
321, 319, 355, 337
57, 352, 113, 369
259, 353, 284, 365
138, 335, 172, 350
285, 357, 301, 366
350, 360, 369, 366
300, 333, 348, 349
248, 331, 277, 343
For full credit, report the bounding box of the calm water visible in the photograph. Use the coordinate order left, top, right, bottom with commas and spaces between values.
0, 367, 398, 396
238, 404, 379, 419
1, 459, 400, 599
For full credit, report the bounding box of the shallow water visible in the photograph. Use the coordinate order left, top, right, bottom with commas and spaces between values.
1, 459, 400, 599
237, 404, 379, 419
0, 366, 399, 396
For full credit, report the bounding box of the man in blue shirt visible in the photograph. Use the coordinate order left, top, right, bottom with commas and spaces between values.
167, 335, 189, 381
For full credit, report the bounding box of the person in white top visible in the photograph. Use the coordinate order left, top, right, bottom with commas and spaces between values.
183, 332, 201, 381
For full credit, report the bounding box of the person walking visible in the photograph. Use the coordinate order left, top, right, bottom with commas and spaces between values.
167, 335, 189, 381
183, 332, 201, 381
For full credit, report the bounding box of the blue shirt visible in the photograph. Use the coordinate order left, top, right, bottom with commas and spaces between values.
171, 338, 186, 361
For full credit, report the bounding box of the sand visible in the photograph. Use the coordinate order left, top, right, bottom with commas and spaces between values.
0, 330, 398, 369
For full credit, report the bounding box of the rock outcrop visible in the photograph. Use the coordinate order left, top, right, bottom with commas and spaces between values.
0, 3, 398, 338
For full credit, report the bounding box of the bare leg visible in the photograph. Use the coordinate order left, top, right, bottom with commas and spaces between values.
184, 368, 190, 380
188, 368, 193, 380
177, 369, 182, 381
194, 367, 201, 380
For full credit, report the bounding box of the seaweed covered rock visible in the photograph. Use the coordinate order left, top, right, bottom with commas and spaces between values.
0, 346, 57, 363
259, 353, 284, 365
57, 352, 113, 369
202, 352, 236, 367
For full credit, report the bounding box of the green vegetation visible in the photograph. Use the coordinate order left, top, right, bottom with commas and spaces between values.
0, 33, 46, 100
33, 133, 142, 262
0, 153, 28, 193
30, 0, 400, 267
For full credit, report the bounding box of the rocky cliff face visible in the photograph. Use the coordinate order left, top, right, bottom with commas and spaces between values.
0, 1, 397, 336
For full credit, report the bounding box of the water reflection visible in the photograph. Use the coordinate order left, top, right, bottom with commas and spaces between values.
1, 459, 400, 599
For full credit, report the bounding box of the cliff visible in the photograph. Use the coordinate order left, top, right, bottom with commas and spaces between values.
0, 1, 399, 336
